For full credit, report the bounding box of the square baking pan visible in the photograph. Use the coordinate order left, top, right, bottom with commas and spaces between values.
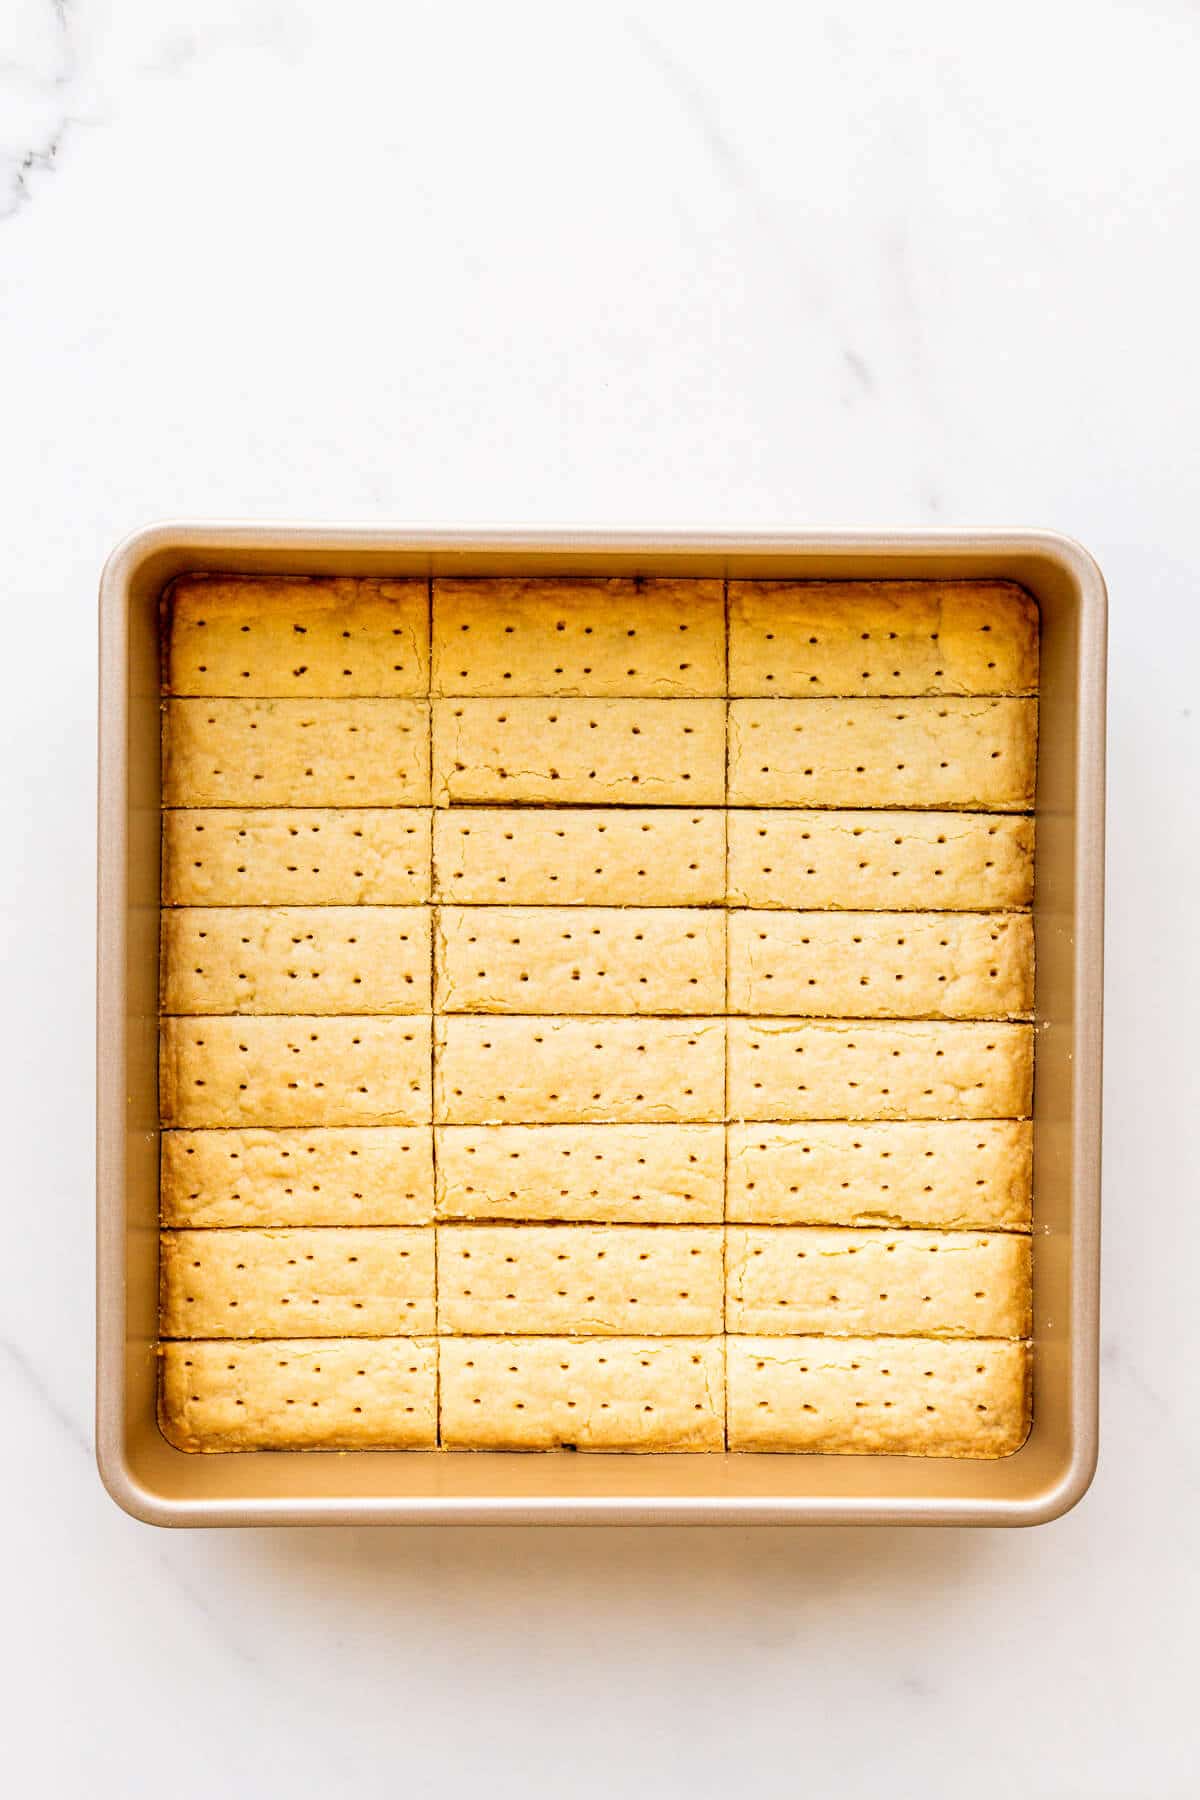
97, 525, 1105, 1526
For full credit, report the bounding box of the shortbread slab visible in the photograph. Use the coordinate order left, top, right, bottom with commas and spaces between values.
432, 578, 725, 696
163, 698, 430, 807
725, 1120, 1032, 1228
725, 1227, 1031, 1337
160, 1016, 432, 1127
160, 1226, 436, 1337
727, 911, 1034, 1019
726, 1336, 1030, 1455
432, 808, 725, 905
726, 1020, 1032, 1120
728, 580, 1039, 697
162, 808, 432, 906
435, 1016, 726, 1123
161, 1126, 434, 1227
726, 810, 1034, 910
161, 907, 430, 1014
435, 1124, 724, 1223
727, 697, 1037, 810
436, 906, 725, 1014
437, 1225, 723, 1335
432, 698, 725, 805
440, 1337, 725, 1450
163, 574, 429, 697
159, 1337, 439, 1451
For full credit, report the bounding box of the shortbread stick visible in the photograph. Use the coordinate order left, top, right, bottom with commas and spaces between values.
163, 698, 430, 807
726, 1019, 1032, 1121
437, 1224, 723, 1335
728, 697, 1037, 810
163, 574, 429, 697
436, 906, 725, 1015
725, 1227, 1031, 1337
159, 1337, 437, 1450
162, 807, 432, 906
433, 808, 725, 906
435, 1015, 726, 1124
728, 580, 1038, 697
432, 698, 725, 805
725, 1119, 1032, 1229
160, 1015, 433, 1127
161, 1126, 434, 1227
440, 1336, 725, 1450
726, 1336, 1030, 1455
432, 577, 725, 696
435, 1123, 724, 1223
160, 1226, 436, 1337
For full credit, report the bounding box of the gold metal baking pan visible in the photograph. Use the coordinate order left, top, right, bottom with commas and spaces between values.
97, 526, 1104, 1526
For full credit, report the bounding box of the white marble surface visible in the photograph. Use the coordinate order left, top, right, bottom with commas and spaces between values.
2, 1, 1197, 1793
